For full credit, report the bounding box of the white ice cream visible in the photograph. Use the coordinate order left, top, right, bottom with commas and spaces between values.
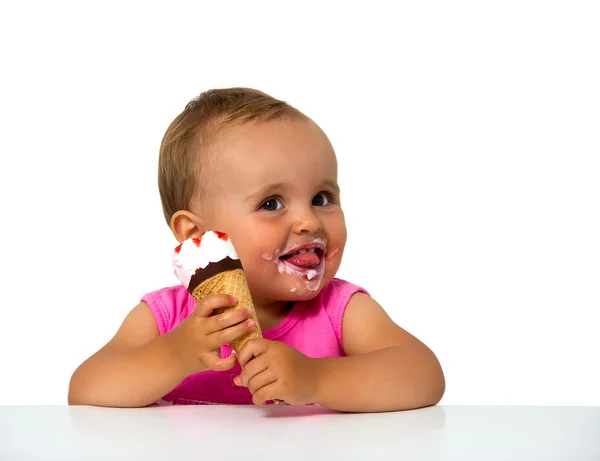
172, 231, 239, 288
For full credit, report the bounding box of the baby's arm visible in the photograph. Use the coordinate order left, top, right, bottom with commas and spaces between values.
68, 302, 185, 407
68, 294, 253, 407
313, 293, 445, 412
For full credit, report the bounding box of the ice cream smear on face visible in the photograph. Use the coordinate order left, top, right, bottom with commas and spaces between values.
278, 238, 327, 269
172, 231, 240, 289
263, 237, 328, 291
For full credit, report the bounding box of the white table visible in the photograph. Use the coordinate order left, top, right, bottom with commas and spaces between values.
1, 405, 598, 460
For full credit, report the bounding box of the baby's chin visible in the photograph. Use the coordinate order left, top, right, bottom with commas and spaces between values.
250, 275, 330, 305
278, 271, 336, 300
282, 286, 322, 301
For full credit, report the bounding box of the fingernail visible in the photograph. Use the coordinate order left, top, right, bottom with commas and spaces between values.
245, 308, 252, 315
247, 320, 255, 328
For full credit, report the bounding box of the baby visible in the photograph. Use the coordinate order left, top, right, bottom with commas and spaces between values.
68, 88, 445, 411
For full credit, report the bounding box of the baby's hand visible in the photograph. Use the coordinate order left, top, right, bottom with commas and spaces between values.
168, 294, 254, 375
233, 339, 319, 406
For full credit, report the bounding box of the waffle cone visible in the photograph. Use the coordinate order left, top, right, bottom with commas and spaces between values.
190, 268, 262, 353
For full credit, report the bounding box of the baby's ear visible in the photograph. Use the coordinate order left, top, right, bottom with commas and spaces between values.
170, 210, 206, 242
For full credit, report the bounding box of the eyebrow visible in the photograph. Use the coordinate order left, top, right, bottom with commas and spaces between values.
322, 179, 341, 194
244, 180, 340, 203
244, 183, 287, 203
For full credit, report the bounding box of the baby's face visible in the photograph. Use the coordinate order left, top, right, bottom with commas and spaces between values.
197, 118, 346, 305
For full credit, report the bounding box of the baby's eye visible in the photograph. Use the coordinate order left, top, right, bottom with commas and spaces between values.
261, 198, 283, 211
312, 193, 330, 207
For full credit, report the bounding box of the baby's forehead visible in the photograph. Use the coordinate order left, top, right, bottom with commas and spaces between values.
214, 117, 332, 155
203, 118, 337, 192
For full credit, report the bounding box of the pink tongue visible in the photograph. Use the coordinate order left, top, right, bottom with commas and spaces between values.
284, 251, 320, 268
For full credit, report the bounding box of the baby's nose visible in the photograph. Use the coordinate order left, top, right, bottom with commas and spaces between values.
292, 208, 323, 234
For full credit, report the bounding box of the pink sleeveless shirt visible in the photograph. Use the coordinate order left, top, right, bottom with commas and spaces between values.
141, 278, 368, 405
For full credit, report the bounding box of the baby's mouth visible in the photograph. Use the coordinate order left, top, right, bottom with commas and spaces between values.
279, 247, 324, 269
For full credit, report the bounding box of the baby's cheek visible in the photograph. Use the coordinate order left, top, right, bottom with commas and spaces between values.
232, 238, 265, 263
327, 232, 346, 260
326, 252, 343, 276
241, 249, 273, 277
326, 235, 345, 270
328, 217, 347, 250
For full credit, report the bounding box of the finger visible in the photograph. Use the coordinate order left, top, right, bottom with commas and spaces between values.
204, 351, 238, 372
237, 339, 270, 368
253, 383, 279, 406
206, 318, 256, 349
240, 356, 269, 387
247, 368, 276, 395
193, 295, 237, 319
205, 307, 251, 335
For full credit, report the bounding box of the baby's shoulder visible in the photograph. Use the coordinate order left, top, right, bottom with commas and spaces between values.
319, 278, 370, 305
298, 278, 370, 352
141, 284, 193, 334
314, 278, 370, 319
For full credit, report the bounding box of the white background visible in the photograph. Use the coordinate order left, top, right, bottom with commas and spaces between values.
0, 1, 598, 406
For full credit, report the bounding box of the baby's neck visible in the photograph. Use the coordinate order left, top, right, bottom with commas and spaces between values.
253, 299, 295, 331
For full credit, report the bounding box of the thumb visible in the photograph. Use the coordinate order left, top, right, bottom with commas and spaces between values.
237, 339, 269, 368
207, 351, 238, 372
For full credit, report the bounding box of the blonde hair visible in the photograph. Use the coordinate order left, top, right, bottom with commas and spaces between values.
158, 87, 304, 225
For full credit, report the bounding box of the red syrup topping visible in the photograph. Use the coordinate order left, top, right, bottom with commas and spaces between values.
175, 236, 203, 253
214, 231, 228, 241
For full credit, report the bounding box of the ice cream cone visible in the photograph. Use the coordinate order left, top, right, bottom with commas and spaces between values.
173, 232, 278, 403
172, 231, 263, 353
190, 268, 262, 353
